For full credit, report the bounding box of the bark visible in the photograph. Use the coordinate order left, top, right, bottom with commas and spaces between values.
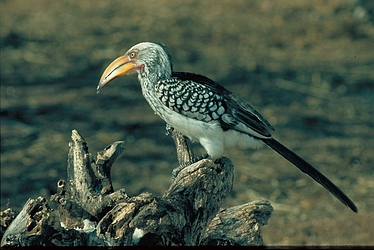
1, 129, 273, 246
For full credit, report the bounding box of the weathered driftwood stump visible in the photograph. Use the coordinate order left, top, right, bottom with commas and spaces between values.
1, 129, 273, 246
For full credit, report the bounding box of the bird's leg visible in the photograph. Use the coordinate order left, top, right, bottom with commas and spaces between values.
172, 153, 209, 180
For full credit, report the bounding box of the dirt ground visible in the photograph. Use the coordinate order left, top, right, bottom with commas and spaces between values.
1, 0, 373, 246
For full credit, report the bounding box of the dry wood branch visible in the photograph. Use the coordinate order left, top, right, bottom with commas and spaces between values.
96, 157, 234, 246
202, 200, 273, 246
0, 208, 19, 240
50, 130, 128, 231
1, 197, 56, 246
168, 124, 194, 165
1, 129, 273, 246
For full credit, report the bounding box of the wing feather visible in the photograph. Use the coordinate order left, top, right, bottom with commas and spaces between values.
169, 72, 273, 138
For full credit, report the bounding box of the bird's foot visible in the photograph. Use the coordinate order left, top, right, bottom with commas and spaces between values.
172, 153, 209, 180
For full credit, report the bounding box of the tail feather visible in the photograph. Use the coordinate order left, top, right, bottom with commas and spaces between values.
262, 138, 357, 213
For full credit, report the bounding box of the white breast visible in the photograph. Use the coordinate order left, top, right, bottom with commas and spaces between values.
159, 106, 264, 159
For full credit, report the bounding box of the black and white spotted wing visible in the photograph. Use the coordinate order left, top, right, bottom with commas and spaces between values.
154, 72, 273, 138
155, 76, 225, 123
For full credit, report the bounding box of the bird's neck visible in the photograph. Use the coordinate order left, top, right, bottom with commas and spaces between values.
137, 63, 172, 91
137, 56, 172, 114
137, 68, 171, 116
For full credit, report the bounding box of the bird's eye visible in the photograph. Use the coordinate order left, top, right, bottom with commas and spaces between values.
129, 51, 137, 59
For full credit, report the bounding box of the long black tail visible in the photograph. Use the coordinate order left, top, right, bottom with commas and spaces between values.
262, 138, 357, 213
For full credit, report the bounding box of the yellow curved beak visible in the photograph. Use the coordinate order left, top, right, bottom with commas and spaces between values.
97, 56, 137, 94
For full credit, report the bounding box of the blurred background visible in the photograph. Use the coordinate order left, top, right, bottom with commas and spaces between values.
1, 0, 373, 245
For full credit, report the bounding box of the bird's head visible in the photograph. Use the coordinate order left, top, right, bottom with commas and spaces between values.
97, 42, 173, 93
